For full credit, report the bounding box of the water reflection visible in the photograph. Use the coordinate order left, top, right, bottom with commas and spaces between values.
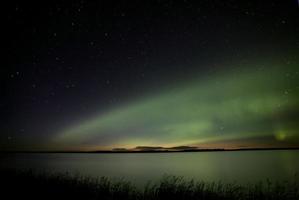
1, 150, 298, 186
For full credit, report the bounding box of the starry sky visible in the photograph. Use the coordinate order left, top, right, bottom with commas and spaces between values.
2, 0, 299, 151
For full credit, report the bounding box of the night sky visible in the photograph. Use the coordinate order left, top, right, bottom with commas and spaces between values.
2, 0, 299, 151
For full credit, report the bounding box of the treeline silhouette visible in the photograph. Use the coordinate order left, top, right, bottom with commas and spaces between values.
2, 147, 299, 154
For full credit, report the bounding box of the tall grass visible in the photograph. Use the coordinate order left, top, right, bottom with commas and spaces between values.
1, 169, 298, 200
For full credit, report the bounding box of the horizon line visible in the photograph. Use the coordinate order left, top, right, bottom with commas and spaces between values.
1, 147, 299, 154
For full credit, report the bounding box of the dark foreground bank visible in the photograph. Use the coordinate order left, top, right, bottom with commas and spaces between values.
1, 170, 298, 200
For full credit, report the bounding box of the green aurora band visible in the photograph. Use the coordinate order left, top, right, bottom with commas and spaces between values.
54, 62, 299, 150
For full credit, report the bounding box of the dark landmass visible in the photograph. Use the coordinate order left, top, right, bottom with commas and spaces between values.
133, 145, 199, 151
134, 146, 165, 151
1, 147, 299, 154
167, 146, 199, 150
1, 169, 298, 200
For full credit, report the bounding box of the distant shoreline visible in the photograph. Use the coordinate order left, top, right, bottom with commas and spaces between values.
1, 147, 299, 154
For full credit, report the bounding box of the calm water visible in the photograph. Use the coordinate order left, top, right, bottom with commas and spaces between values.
1, 150, 299, 186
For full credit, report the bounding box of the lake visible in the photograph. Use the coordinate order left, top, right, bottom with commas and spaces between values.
1, 150, 299, 186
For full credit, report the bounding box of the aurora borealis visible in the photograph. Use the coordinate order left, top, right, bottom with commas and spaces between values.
2, 1, 299, 151
55, 61, 299, 150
